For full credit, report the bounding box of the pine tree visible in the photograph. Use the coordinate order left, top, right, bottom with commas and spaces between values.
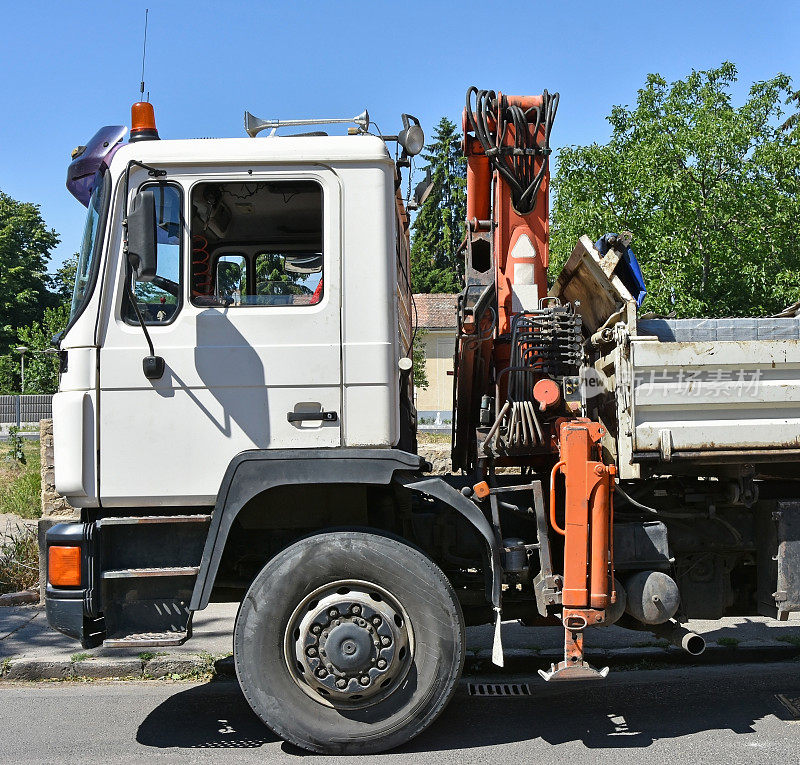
410, 117, 466, 293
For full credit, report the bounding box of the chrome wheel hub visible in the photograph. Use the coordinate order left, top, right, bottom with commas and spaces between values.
285, 580, 414, 708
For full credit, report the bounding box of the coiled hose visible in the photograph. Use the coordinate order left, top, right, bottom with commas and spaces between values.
465, 86, 559, 215
192, 235, 211, 296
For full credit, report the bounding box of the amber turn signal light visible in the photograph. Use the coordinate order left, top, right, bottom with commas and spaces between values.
48, 545, 81, 587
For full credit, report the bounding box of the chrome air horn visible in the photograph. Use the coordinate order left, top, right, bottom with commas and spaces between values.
244, 109, 370, 137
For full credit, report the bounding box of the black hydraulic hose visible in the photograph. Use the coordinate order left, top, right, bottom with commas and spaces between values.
614, 485, 695, 519
465, 86, 559, 215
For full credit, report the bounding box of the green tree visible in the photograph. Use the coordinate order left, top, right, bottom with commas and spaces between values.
410, 118, 466, 294
551, 63, 800, 318
412, 329, 428, 390
50, 253, 78, 303
0, 355, 19, 396
14, 304, 69, 394
0, 304, 70, 394
0, 192, 59, 352
255, 254, 306, 296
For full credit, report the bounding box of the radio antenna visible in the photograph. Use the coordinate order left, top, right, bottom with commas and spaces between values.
139, 8, 149, 101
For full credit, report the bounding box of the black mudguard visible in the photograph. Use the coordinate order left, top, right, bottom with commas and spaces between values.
402, 477, 502, 609
190, 448, 423, 610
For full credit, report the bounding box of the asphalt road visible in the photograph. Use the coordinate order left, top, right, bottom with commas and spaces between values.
2, 662, 800, 763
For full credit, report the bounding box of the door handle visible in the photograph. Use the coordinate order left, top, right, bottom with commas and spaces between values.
287, 410, 338, 423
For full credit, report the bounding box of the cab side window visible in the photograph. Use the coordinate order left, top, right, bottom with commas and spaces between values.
125, 184, 183, 324
190, 181, 322, 307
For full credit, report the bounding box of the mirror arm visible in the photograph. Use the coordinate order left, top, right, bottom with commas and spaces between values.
122, 160, 167, 381
123, 160, 167, 207
123, 278, 165, 380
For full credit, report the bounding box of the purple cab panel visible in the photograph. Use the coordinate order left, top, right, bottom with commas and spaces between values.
66, 126, 127, 206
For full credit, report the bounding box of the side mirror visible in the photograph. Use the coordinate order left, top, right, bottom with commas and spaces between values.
127, 189, 158, 282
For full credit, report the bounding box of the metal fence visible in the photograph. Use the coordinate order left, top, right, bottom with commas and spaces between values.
0, 395, 53, 427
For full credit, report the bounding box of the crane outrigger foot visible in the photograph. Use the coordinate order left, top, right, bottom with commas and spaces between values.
538, 614, 609, 681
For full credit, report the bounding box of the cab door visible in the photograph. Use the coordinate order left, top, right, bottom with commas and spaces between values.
97, 168, 342, 507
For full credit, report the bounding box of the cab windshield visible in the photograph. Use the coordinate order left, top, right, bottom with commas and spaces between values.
70, 172, 109, 321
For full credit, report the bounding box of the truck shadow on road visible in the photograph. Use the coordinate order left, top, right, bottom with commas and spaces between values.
136, 663, 797, 754
136, 679, 278, 750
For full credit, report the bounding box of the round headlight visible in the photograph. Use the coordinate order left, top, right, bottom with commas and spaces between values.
399, 124, 425, 156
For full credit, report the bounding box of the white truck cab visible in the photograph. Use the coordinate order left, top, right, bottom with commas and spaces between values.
55, 127, 413, 508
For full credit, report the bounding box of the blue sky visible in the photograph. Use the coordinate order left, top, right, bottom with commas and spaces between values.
1, 0, 797, 270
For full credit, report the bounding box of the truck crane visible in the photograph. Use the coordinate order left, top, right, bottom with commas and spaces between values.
44, 87, 800, 755
452, 87, 618, 679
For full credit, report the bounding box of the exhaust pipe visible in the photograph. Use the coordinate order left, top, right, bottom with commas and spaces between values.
651, 619, 706, 656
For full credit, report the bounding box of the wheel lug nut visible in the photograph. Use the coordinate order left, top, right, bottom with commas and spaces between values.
316, 668, 327, 678
351, 605, 361, 615
377, 659, 387, 669
372, 616, 381, 626
311, 624, 321, 634
328, 608, 338, 618
359, 676, 370, 686
381, 636, 391, 646
306, 646, 317, 656
336, 678, 347, 689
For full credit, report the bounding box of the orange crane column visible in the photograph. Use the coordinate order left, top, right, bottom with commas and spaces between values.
554, 420, 614, 614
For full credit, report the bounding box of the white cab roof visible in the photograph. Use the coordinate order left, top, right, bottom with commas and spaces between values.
110, 134, 393, 169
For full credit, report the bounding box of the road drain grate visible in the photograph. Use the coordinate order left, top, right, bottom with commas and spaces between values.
468, 682, 532, 697
777, 694, 800, 719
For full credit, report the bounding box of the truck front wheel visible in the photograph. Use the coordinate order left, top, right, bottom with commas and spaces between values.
233, 530, 465, 754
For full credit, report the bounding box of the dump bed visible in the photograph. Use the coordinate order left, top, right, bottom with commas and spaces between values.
613, 323, 800, 478
552, 236, 800, 479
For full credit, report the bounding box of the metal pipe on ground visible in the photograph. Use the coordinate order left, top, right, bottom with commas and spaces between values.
650, 619, 706, 656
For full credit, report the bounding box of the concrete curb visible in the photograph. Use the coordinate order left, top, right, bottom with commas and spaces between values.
465, 642, 800, 673
0, 653, 235, 681
1, 642, 798, 681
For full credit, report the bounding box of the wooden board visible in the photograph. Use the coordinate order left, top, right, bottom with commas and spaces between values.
549, 235, 635, 334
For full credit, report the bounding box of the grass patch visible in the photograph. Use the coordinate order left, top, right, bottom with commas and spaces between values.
417, 432, 451, 445
631, 640, 668, 649
777, 634, 800, 647
70, 652, 91, 663
0, 524, 38, 594
0, 439, 41, 520
138, 651, 167, 663
717, 637, 740, 648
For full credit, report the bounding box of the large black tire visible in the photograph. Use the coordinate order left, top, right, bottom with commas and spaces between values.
234, 530, 465, 754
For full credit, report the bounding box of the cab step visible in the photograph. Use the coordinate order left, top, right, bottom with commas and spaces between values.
103, 629, 190, 648
102, 566, 200, 580
93, 512, 206, 648
97, 514, 211, 527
